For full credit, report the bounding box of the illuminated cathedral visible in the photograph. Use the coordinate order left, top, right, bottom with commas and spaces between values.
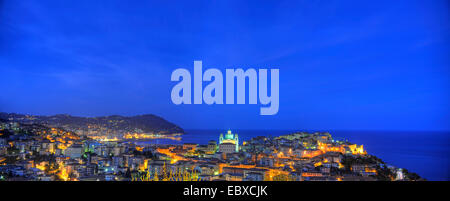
219, 130, 239, 152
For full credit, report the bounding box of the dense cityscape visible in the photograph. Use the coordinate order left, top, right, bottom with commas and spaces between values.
0, 113, 422, 181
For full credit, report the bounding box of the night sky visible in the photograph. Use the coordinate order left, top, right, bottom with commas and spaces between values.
0, 0, 448, 131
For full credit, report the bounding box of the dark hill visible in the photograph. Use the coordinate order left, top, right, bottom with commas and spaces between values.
0, 112, 184, 136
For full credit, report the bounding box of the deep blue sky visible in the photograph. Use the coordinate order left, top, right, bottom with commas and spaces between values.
0, 0, 448, 131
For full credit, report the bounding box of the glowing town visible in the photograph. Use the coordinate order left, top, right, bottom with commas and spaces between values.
0, 113, 422, 181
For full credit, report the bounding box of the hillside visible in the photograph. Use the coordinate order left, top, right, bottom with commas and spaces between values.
0, 112, 184, 136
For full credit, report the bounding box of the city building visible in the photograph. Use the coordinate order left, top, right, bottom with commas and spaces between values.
207, 140, 217, 153
219, 130, 239, 152
218, 143, 236, 154
65, 144, 83, 158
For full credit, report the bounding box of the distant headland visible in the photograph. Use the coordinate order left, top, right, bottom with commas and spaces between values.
0, 112, 184, 138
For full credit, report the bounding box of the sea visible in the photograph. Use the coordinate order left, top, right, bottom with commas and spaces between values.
137, 129, 450, 181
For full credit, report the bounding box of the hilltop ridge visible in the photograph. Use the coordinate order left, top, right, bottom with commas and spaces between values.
0, 112, 184, 137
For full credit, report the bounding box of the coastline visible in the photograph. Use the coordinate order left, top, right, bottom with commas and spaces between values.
135, 129, 449, 181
